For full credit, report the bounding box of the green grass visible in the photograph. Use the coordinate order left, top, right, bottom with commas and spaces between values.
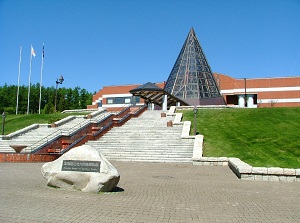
1, 113, 85, 135
181, 107, 300, 168
2, 108, 299, 168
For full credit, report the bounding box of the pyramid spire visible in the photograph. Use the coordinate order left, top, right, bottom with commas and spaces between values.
164, 28, 225, 105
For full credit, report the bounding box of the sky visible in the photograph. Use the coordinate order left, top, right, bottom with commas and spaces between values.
1, 0, 300, 93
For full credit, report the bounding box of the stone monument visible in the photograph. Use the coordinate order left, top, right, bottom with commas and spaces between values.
41, 145, 120, 193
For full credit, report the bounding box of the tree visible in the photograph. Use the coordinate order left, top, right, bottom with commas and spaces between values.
0, 83, 93, 114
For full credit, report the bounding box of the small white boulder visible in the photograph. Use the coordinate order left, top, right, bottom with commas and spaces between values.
41, 145, 120, 193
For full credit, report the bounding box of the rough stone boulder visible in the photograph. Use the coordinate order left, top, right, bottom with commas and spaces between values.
41, 145, 120, 193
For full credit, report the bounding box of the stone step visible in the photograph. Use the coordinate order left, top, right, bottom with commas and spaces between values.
0, 149, 15, 153
98, 149, 192, 154
103, 155, 192, 160
118, 126, 174, 129
104, 156, 192, 163
98, 138, 187, 142
87, 145, 192, 149
101, 131, 182, 135
96, 151, 192, 156
88, 138, 193, 147
89, 145, 193, 149
91, 145, 192, 150
103, 130, 181, 134
101, 133, 182, 136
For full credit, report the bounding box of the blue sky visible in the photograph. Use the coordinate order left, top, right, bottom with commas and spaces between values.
1, 0, 300, 93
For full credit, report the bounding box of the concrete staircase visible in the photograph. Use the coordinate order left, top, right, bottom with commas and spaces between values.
0, 110, 110, 153
0, 124, 57, 153
85, 110, 194, 163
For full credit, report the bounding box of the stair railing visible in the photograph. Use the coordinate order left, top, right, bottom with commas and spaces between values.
28, 129, 62, 153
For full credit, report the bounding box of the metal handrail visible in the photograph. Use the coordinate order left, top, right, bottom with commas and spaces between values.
92, 121, 113, 138
91, 112, 113, 124
60, 134, 87, 154
62, 119, 90, 136
29, 129, 62, 153
132, 104, 147, 116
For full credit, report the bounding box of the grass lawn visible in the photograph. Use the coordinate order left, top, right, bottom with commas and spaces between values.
1, 113, 85, 135
180, 107, 300, 168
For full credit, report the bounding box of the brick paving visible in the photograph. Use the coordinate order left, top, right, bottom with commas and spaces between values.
0, 162, 299, 223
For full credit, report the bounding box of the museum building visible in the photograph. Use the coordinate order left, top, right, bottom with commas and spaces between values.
87, 28, 300, 109
87, 74, 300, 109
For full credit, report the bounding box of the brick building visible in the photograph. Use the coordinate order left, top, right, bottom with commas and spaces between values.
87, 74, 300, 109
215, 73, 300, 108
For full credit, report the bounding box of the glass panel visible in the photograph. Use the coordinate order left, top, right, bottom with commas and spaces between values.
107, 98, 113, 104
125, 98, 131, 104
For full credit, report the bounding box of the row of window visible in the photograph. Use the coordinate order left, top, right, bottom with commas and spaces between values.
106, 96, 140, 104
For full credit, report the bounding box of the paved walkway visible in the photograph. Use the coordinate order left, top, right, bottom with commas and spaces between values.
0, 162, 299, 223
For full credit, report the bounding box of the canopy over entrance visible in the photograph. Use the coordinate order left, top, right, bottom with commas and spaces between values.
130, 82, 189, 108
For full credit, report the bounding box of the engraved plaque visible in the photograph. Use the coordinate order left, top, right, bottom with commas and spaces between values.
61, 160, 101, 172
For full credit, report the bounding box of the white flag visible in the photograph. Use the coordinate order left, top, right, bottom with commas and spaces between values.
31, 45, 36, 57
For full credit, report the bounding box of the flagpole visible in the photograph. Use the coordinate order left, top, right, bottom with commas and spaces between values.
39, 44, 44, 114
16, 46, 22, 115
27, 45, 33, 115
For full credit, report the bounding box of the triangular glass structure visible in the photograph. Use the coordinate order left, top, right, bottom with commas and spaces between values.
164, 28, 225, 105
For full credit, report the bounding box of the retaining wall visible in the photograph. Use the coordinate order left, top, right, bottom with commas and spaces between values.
0, 153, 58, 162
193, 157, 300, 182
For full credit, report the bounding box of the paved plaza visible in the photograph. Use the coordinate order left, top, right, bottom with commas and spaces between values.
0, 161, 299, 223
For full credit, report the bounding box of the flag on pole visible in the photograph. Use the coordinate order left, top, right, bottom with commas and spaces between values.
16, 46, 22, 115
39, 44, 45, 114
27, 44, 35, 114
31, 45, 36, 57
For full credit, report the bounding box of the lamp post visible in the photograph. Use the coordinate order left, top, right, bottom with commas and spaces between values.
54, 75, 64, 112
2, 111, 6, 135
193, 106, 198, 135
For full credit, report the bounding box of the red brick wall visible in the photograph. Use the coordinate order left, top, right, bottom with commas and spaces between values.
0, 153, 58, 162
214, 73, 235, 90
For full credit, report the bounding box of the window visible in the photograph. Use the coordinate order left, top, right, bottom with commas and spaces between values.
114, 97, 124, 104
107, 98, 113, 104
133, 96, 140, 103
125, 98, 131, 103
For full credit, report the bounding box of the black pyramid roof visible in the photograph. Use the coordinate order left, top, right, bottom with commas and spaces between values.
163, 28, 225, 106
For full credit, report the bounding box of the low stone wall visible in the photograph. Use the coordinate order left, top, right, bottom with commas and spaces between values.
228, 158, 300, 182
193, 157, 229, 166
53, 116, 76, 127
166, 106, 176, 116
193, 157, 300, 182
173, 113, 182, 125
61, 108, 99, 113
1, 124, 40, 140
181, 121, 191, 138
87, 108, 107, 119
192, 135, 203, 159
